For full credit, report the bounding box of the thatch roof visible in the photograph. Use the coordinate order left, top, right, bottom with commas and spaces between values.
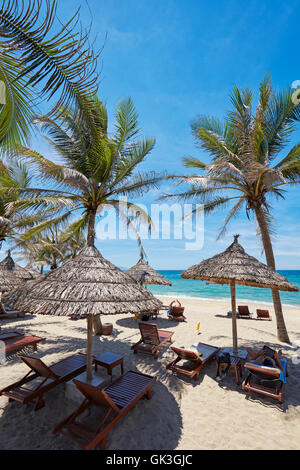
0, 251, 33, 281
3, 245, 162, 315
0, 251, 30, 293
0, 268, 25, 294
181, 235, 298, 292
25, 263, 41, 279
125, 257, 172, 286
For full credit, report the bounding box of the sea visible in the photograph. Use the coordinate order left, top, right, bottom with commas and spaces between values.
147, 270, 300, 308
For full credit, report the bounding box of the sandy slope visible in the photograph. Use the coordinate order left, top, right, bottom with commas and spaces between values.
0, 295, 300, 450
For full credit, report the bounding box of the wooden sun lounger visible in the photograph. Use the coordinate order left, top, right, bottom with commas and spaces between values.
0, 331, 24, 342
237, 306, 252, 318
168, 305, 186, 322
131, 322, 174, 358
0, 353, 87, 410
242, 361, 287, 403
256, 309, 272, 320
4, 335, 44, 354
0, 309, 25, 319
52, 370, 156, 450
166, 343, 220, 380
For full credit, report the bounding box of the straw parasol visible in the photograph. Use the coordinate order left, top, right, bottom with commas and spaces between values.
181, 235, 299, 354
0, 250, 33, 282
0, 267, 25, 294
25, 263, 41, 280
0, 250, 30, 293
125, 255, 172, 288
3, 245, 161, 379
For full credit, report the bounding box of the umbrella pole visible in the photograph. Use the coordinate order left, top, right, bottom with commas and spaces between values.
230, 281, 238, 355
86, 314, 93, 381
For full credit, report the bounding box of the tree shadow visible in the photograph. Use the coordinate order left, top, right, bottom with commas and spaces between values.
0, 314, 36, 327
116, 316, 180, 330
0, 334, 183, 450
214, 314, 256, 320
206, 339, 300, 412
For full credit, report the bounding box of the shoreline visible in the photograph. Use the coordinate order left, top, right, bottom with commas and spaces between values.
154, 293, 300, 309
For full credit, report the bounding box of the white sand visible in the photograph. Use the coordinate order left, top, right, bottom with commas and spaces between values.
0, 295, 300, 450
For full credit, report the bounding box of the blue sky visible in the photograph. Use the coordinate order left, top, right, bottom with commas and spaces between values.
4, 0, 300, 270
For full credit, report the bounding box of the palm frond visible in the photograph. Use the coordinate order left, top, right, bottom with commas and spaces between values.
217, 197, 246, 239
264, 88, 300, 158
113, 98, 140, 150
0, 0, 100, 123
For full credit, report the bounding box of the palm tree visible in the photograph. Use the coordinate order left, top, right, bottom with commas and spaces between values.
0, 159, 51, 248
15, 227, 86, 272
10, 97, 161, 251
169, 76, 300, 343
0, 0, 99, 151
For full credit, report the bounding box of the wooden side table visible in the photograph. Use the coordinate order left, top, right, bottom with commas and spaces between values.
216, 356, 243, 384
94, 352, 124, 382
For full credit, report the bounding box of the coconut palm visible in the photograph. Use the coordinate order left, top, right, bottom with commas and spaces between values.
168, 76, 300, 343
14, 227, 86, 272
0, 0, 99, 151
0, 159, 52, 248
9, 97, 160, 250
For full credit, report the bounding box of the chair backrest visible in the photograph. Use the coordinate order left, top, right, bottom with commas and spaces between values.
238, 306, 250, 315
73, 379, 120, 413
244, 362, 281, 380
171, 346, 200, 362
0, 331, 23, 341
257, 309, 270, 318
171, 306, 185, 316
20, 355, 58, 379
139, 322, 160, 345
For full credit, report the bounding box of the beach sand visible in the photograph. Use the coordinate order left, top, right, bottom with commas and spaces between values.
0, 295, 300, 450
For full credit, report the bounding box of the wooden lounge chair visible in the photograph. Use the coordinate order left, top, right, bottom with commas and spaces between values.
168, 308, 186, 322
256, 309, 272, 320
166, 343, 220, 380
0, 309, 25, 319
237, 306, 252, 319
131, 322, 174, 358
0, 299, 25, 318
52, 370, 156, 450
0, 331, 24, 342
242, 361, 287, 403
4, 335, 44, 355
168, 300, 186, 322
0, 353, 87, 410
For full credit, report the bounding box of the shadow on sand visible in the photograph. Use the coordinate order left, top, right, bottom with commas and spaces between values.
206, 338, 300, 412
0, 333, 183, 450
116, 315, 181, 330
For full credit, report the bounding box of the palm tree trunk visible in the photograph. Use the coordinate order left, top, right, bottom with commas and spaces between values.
255, 206, 290, 343
87, 209, 96, 246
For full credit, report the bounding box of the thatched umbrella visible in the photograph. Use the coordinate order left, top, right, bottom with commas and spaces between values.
125, 255, 172, 288
0, 267, 25, 294
25, 263, 41, 280
3, 245, 161, 379
0, 251, 30, 294
0, 250, 33, 282
181, 235, 298, 354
